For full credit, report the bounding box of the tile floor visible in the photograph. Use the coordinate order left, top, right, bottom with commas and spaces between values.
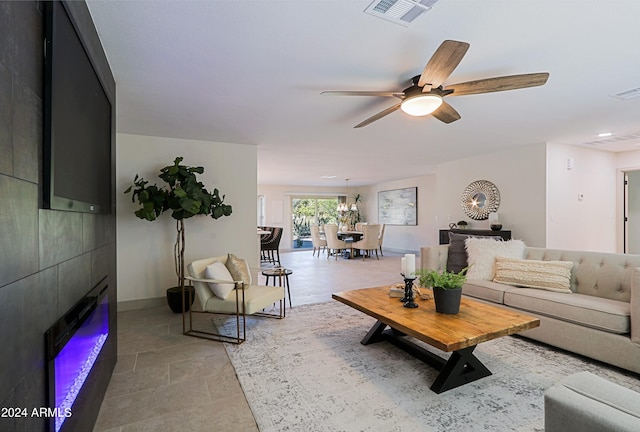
94, 249, 404, 431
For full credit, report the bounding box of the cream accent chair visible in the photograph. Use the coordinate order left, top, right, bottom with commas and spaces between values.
355, 222, 366, 232
324, 224, 347, 260
353, 224, 381, 260
185, 254, 285, 344
378, 223, 386, 256
310, 225, 327, 257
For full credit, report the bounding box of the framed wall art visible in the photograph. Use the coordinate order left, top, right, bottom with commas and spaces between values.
378, 187, 417, 225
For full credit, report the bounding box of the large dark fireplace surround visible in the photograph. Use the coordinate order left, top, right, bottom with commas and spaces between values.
40, 1, 117, 431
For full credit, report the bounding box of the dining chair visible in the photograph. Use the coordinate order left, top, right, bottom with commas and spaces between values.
323, 224, 347, 260
378, 223, 386, 256
259, 227, 274, 262
310, 225, 327, 257
260, 226, 283, 265
353, 224, 381, 260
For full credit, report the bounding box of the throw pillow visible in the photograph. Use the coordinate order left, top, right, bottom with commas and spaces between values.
225, 253, 252, 288
204, 261, 236, 299
446, 232, 497, 273
494, 257, 573, 293
465, 238, 526, 280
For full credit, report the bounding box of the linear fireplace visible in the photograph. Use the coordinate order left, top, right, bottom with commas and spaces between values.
45, 277, 110, 432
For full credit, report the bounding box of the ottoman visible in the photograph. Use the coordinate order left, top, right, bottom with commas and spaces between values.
545, 371, 640, 432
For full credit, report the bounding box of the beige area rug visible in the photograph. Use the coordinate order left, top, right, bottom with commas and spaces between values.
216, 302, 640, 432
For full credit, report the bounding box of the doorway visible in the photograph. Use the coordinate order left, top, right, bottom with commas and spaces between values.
625, 170, 640, 253
291, 197, 339, 249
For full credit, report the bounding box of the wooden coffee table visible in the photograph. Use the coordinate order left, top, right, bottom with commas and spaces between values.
332, 286, 540, 393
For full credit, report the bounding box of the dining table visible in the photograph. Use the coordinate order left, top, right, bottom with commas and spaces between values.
336, 231, 364, 258
336, 231, 364, 242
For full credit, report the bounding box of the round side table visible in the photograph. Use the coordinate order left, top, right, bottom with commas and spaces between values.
261, 268, 293, 308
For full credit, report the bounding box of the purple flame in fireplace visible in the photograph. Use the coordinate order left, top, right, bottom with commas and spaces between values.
48, 287, 109, 432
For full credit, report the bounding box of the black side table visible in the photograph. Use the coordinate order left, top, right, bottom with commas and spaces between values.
261, 268, 293, 308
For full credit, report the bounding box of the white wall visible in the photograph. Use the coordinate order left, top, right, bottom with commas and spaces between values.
617, 149, 640, 169
546, 144, 617, 252
436, 143, 547, 247
360, 175, 437, 253
117, 133, 257, 302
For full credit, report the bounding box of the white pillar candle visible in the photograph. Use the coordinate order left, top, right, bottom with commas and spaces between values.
404, 254, 415, 278
401, 257, 406, 275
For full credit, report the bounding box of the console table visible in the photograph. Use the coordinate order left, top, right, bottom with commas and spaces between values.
439, 229, 511, 245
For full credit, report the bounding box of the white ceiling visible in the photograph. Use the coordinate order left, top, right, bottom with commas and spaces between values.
86, 0, 640, 187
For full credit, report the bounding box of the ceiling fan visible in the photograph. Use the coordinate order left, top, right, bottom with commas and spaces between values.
321, 40, 549, 128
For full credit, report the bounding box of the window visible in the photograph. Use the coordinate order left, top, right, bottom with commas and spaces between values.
291, 197, 339, 249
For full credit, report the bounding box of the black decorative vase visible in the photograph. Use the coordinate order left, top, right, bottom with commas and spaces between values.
490, 223, 502, 231
433, 286, 462, 314
166, 286, 196, 313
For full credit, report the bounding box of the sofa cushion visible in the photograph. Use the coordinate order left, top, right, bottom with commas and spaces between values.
494, 257, 573, 293
465, 238, 526, 280
504, 288, 630, 334
447, 233, 471, 273
525, 247, 640, 302
463, 279, 512, 304
446, 232, 497, 273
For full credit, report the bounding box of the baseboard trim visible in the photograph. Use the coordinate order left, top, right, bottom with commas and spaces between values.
382, 247, 419, 255
117, 296, 165, 312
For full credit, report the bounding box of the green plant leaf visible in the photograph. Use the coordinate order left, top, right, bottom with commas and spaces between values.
416, 267, 467, 289
173, 186, 187, 198
179, 197, 200, 214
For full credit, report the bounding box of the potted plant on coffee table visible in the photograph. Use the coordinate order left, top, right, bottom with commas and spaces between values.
125, 157, 233, 313
416, 267, 467, 314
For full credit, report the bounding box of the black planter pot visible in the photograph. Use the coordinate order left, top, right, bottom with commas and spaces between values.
433, 286, 462, 314
166, 286, 196, 313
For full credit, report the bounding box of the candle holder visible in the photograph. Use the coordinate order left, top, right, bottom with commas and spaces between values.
399, 274, 418, 308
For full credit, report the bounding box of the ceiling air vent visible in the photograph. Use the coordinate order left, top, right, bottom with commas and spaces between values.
610, 87, 640, 101
581, 131, 640, 146
364, 0, 439, 27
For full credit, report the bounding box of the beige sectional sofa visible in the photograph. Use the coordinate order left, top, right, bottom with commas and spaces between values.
420, 245, 640, 374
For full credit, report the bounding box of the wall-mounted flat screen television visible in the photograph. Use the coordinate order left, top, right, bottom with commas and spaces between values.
44, 1, 112, 214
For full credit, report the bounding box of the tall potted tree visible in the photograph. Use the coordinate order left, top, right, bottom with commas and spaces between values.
125, 157, 232, 312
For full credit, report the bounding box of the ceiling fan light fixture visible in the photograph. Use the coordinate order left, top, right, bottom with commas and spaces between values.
400, 94, 443, 116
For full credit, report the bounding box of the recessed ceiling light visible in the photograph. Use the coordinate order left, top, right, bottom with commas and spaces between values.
598, 132, 613, 138
321, 175, 337, 179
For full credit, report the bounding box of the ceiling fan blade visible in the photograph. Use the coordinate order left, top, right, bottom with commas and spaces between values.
321, 91, 403, 97
446, 72, 550, 96
418, 40, 470, 90
354, 103, 401, 128
431, 101, 461, 124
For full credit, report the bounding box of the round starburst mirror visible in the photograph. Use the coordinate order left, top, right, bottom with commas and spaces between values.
461, 180, 500, 220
